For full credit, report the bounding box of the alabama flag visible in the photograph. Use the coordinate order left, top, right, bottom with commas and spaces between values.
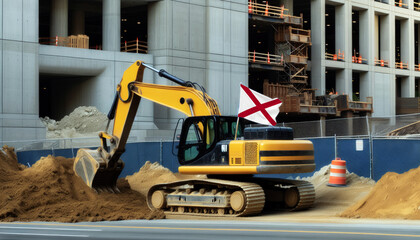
238, 84, 282, 126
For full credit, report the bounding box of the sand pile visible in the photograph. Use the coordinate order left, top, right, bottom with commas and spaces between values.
126, 161, 179, 196
301, 165, 375, 213
126, 161, 205, 196
0, 146, 164, 222
41, 106, 107, 138
341, 166, 420, 219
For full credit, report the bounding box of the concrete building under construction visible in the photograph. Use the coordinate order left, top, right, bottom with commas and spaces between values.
0, 0, 419, 141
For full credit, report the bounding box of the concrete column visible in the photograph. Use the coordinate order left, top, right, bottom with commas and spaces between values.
335, 3, 349, 60
407, 18, 415, 71
359, 72, 370, 102
380, 14, 391, 63
280, 0, 293, 13
359, 9, 369, 63
311, 0, 326, 95
71, 10, 85, 35
319, 116, 326, 137
374, 14, 379, 60
50, 0, 68, 37
401, 76, 412, 97
103, 0, 120, 51
336, 68, 352, 96
373, 73, 395, 117
407, 0, 414, 10
400, 18, 410, 65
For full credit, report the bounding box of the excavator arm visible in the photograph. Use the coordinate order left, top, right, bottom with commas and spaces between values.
73, 60, 220, 191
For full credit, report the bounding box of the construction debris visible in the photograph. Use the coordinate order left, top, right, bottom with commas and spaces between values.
0, 146, 164, 222
387, 120, 420, 136
341, 166, 420, 220
41, 106, 107, 139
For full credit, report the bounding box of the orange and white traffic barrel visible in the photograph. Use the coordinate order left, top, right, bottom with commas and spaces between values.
327, 158, 347, 187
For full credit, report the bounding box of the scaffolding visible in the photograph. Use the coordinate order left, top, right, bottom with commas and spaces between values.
275, 25, 311, 85
248, 1, 311, 88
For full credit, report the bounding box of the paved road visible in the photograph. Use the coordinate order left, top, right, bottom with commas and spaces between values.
1, 219, 420, 240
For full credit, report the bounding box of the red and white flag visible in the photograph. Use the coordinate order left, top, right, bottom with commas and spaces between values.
238, 84, 282, 126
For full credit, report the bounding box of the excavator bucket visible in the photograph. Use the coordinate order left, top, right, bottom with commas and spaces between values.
73, 148, 124, 192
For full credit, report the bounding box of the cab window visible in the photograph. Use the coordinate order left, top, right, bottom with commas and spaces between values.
184, 121, 202, 161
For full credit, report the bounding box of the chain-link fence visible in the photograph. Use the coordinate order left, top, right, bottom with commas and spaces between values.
2, 113, 420, 152
283, 113, 420, 138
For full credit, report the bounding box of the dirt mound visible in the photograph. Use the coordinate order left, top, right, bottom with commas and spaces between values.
0, 146, 26, 182
41, 106, 107, 138
341, 166, 420, 219
0, 146, 164, 222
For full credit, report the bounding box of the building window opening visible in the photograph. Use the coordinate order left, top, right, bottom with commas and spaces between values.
352, 72, 360, 101
395, 19, 409, 69
82, 2, 102, 49
121, 5, 148, 53
325, 5, 336, 59
416, 23, 419, 70
39, 74, 93, 119
352, 10, 362, 64
396, 77, 402, 98
396, 20, 401, 64
415, 0, 420, 11
39, 0, 51, 42
39, 0, 102, 49
325, 70, 336, 95
395, 0, 408, 8
374, 14, 391, 67
416, 78, 420, 97
293, 0, 311, 30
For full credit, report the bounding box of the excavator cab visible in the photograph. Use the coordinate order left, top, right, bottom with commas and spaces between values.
177, 116, 245, 166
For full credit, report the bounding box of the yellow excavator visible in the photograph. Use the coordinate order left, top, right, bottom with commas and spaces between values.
74, 60, 315, 216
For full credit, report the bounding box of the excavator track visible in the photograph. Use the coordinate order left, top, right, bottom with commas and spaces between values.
251, 178, 315, 212
277, 179, 315, 211
147, 178, 315, 217
290, 180, 316, 211
147, 179, 265, 217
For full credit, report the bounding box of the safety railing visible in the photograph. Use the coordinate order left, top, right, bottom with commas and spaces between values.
395, 0, 408, 8
415, 2, 420, 11
374, 58, 389, 67
415, 64, 420, 71
248, 51, 284, 66
395, 61, 409, 70
248, 1, 287, 19
121, 38, 148, 54
325, 51, 345, 61
39, 35, 89, 49
352, 55, 367, 64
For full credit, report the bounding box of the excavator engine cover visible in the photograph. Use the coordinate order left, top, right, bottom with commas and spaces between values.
244, 126, 293, 140
73, 148, 124, 192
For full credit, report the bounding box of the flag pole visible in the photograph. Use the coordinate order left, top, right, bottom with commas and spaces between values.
234, 117, 240, 140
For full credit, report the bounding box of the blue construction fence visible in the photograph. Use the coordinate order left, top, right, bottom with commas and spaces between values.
16, 138, 420, 181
